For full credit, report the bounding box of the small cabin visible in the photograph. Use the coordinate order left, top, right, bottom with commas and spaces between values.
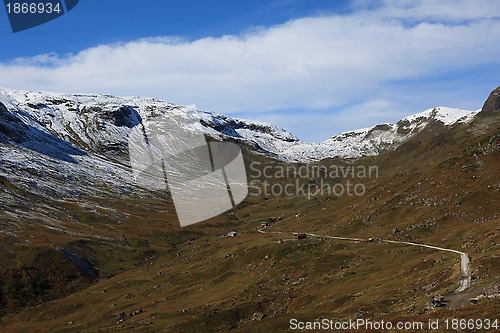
295, 233, 307, 240
260, 222, 268, 228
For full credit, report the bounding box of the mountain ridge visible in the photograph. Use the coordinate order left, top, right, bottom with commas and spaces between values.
0, 87, 482, 163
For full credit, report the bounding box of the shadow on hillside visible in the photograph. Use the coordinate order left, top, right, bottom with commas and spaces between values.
0, 102, 87, 164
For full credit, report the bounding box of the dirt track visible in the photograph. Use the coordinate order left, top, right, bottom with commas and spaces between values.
445, 281, 500, 310
258, 229, 472, 306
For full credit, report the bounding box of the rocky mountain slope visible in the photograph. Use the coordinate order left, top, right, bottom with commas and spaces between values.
0, 87, 488, 233
0, 86, 495, 237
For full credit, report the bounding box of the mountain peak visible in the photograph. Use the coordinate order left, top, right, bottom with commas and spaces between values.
478, 86, 500, 119
401, 106, 479, 126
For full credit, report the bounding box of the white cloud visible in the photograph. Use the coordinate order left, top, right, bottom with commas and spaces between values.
354, 0, 500, 21
1, 0, 500, 141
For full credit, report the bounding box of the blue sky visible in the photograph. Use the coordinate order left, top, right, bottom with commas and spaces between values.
1, 0, 500, 141
0, 0, 352, 61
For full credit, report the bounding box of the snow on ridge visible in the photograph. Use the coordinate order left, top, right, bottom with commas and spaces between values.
0, 88, 481, 163
0, 87, 298, 142
402, 107, 477, 126
276, 107, 479, 162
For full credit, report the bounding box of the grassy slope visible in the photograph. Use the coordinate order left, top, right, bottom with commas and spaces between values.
0, 111, 499, 332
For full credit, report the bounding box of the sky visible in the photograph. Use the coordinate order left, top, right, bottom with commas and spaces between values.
1, 0, 500, 142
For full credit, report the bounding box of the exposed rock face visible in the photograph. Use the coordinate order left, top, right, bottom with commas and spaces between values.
479, 86, 500, 118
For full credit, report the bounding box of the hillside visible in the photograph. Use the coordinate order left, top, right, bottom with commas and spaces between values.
0, 87, 498, 332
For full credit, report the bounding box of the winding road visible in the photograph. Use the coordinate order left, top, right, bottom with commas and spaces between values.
382, 239, 471, 292
258, 229, 471, 294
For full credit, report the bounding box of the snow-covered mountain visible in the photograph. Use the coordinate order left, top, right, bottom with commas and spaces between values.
289, 106, 479, 161
0, 88, 480, 165
0, 87, 488, 230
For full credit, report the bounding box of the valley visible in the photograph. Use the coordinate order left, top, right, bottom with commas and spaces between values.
0, 86, 498, 332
